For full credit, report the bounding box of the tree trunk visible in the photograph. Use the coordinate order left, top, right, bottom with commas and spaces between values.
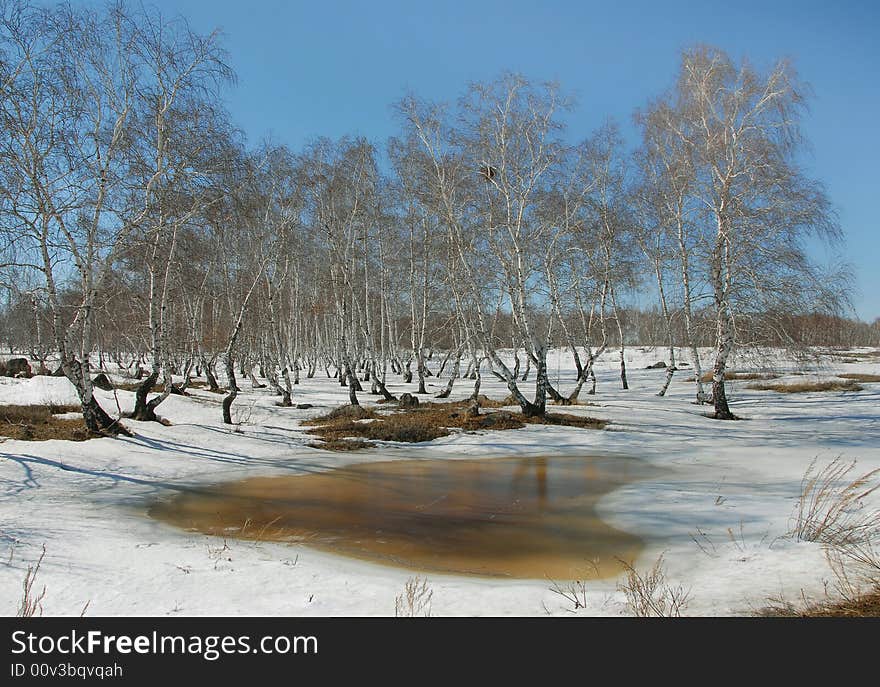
130, 371, 162, 421
435, 353, 460, 399
370, 365, 396, 401
222, 356, 238, 425
62, 358, 128, 435
279, 368, 293, 407
202, 356, 220, 393
130, 371, 159, 420
657, 346, 677, 397
345, 364, 360, 406
82, 396, 120, 434
712, 317, 736, 420
416, 356, 427, 394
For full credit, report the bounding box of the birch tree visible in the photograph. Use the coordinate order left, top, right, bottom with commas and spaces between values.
656, 45, 843, 419
0, 1, 138, 432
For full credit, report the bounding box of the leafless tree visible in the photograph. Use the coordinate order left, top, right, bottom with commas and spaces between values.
651, 45, 845, 419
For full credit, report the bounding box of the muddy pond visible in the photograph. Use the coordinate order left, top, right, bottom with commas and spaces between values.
150, 454, 656, 579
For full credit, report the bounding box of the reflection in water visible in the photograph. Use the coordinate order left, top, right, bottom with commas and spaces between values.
150, 455, 653, 579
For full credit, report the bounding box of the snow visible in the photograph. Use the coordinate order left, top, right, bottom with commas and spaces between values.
1, 346, 878, 616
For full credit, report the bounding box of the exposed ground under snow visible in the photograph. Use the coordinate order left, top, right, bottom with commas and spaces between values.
1, 346, 878, 616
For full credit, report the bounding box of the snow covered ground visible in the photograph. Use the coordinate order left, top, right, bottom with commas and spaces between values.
1, 346, 878, 616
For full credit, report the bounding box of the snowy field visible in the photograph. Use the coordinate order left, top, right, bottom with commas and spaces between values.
1, 346, 878, 616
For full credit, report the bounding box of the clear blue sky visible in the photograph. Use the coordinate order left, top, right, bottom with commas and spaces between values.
150, 0, 879, 321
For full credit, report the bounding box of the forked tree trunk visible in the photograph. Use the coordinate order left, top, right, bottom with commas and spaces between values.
130, 370, 173, 422
202, 355, 220, 393
370, 365, 396, 401
435, 353, 460, 399
130, 371, 160, 421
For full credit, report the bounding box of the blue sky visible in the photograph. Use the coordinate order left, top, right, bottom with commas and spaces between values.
150, 0, 879, 321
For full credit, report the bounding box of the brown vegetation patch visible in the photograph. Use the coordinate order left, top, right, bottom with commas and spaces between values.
307, 438, 375, 451
302, 404, 378, 425
747, 380, 864, 393
476, 394, 517, 408
304, 400, 605, 451
527, 412, 607, 430
803, 589, 880, 617
830, 351, 880, 361
686, 371, 779, 383
0, 404, 98, 441
762, 588, 880, 617
839, 373, 880, 383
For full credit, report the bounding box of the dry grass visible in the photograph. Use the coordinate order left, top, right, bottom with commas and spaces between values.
747, 379, 863, 393
617, 555, 690, 617
394, 576, 433, 617
0, 404, 98, 441
683, 371, 779, 383
477, 394, 518, 408
791, 458, 880, 546
801, 589, 880, 617
830, 351, 880, 361
307, 438, 376, 451
304, 400, 606, 451
762, 542, 880, 617
762, 458, 880, 618
302, 404, 378, 425
548, 560, 602, 612
839, 373, 880, 383
528, 412, 606, 430
17, 544, 47, 618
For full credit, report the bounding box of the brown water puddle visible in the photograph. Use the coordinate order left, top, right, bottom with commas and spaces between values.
150, 455, 654, 579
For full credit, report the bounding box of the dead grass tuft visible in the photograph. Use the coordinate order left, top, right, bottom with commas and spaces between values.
791, 458, 880, 546
687, 371, 779, 383
747, 379, 863, 393
477, 394, 518, 408
0, 404, 98, 442
395, 576, 433, 617
796, 589, 880, 617
761, 542, 880, 617
839, 373, 880, 383
830, 351, 880, 361
307, 438, 376, 451
17, 545, 47, 618
304, 400, 605, 451
527, 412, 607, 430
617, 554, 690, 617
302, 404, 378, 425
